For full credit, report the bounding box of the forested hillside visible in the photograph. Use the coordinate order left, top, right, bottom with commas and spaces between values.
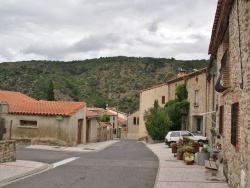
0, 56, 208, 113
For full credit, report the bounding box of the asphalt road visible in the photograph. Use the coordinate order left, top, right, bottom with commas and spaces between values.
4, 140, 158, 188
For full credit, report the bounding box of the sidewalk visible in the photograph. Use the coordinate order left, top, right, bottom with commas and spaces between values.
0, 140, 229, 188
145, 142, 229, 188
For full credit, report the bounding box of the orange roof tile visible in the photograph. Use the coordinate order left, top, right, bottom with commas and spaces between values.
86, 109, 98, 118
0, 90, 85, 116
11, 101, 85, 116
106, 110, 117, 116
0, 90, 36, 110
99, 122, 111, 127
118, 117, 126, 123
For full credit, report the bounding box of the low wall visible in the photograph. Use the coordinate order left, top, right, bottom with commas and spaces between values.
0, 140, 16, 163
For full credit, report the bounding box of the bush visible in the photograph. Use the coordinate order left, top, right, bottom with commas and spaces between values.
182, 146, 194, 153
143, 100, 172, 141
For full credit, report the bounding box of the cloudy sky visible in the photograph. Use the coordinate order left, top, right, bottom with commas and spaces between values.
0, 0, 218, 63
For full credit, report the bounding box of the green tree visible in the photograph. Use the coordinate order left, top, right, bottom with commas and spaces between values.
98, 114, 110, 122
46, 80, 55, 101
143, 100, 172, 141
165, 84, 189, 130
175, 84, 188, 100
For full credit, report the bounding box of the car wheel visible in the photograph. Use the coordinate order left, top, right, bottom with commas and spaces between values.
197, 140, 204, 144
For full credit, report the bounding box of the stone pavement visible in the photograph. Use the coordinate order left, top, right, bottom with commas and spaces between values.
0, 140, 230, 188
145, 142, 229, 188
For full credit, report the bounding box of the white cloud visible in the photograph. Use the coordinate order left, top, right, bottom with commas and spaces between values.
0, 0, 217, 62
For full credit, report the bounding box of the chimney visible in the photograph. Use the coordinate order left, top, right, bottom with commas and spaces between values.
177, 67, 187, 78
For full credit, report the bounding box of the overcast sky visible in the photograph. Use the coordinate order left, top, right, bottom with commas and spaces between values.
0, 0, 218, 63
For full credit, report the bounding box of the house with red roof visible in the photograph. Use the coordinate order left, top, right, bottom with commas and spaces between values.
0, 90, 89, 146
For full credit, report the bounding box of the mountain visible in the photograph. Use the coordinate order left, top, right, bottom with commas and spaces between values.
0, 56, 208, 113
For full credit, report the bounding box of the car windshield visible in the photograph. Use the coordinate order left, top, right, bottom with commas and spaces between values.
181, 131, 193, 137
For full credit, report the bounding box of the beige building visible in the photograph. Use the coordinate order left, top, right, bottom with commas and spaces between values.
86, 109, 99, 143
127, 111, 140, 140
0, 90, 91, 146
207, 0, 250, 187
138, 68, 207, 140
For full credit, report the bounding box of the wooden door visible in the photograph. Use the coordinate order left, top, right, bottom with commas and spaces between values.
77, 119, 83, 144
86, 120, 90, 143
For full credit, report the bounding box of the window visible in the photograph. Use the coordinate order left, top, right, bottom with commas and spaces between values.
219, 106, 224, 135
133, 117, 139, 125
231, 103, 239, 148
170, 132, 180, 137
196, 117, 203, 132
194, 90, 199, 106
20, 120, 37, 127
181, 131, 193, 137
133, 117, 136, 125
162, 96, 165, 104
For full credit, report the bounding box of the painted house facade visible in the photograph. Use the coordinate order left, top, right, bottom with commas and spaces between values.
208, 0, 250, 187
0, 90, 87, 146
138, 68, 207, 140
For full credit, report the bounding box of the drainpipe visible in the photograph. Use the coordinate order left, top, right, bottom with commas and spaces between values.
237, 0, 244, 89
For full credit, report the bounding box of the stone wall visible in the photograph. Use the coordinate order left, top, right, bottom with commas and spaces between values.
214, 0, 250, 187
0, 140, 16, 163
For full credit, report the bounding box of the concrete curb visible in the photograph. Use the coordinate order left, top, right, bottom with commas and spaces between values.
0, 163, 52, 187
143, 142, 161, 188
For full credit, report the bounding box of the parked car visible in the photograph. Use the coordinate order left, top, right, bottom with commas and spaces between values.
165, 130, 208, 147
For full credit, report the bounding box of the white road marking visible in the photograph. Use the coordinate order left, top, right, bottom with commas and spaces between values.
52, 157, 79, 168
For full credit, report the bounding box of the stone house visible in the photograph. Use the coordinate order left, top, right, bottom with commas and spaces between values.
207, 0, 250, 187
0, 90, 88, 146
86, 109, 99, 143
106, 110, 120, 138
97, 122, 112, 142
138, 68, 207, 140
87, 107, 127, 140
126, 111, 140, 140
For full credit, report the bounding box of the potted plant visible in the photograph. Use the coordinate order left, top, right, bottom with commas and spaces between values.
182, 145, 194, 154
172, 142, 178, 156
183, 152, 194, 165
176, 147, 184, 160
197, 147, 210, 166
191, 141, 202, 153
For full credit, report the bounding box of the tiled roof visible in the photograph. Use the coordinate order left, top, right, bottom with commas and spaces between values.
11, 101, 85, 116
86, 109, 98, 118
208, 0, 234, 55
99, 122, 111, 127
0, 90, 36, 108
88, 107, 106, 112
118, 117, 127, 125
106, 110, 117, 116
0, 90, 85, 116
140, 68, 207, 93
106, 107, 128, 116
